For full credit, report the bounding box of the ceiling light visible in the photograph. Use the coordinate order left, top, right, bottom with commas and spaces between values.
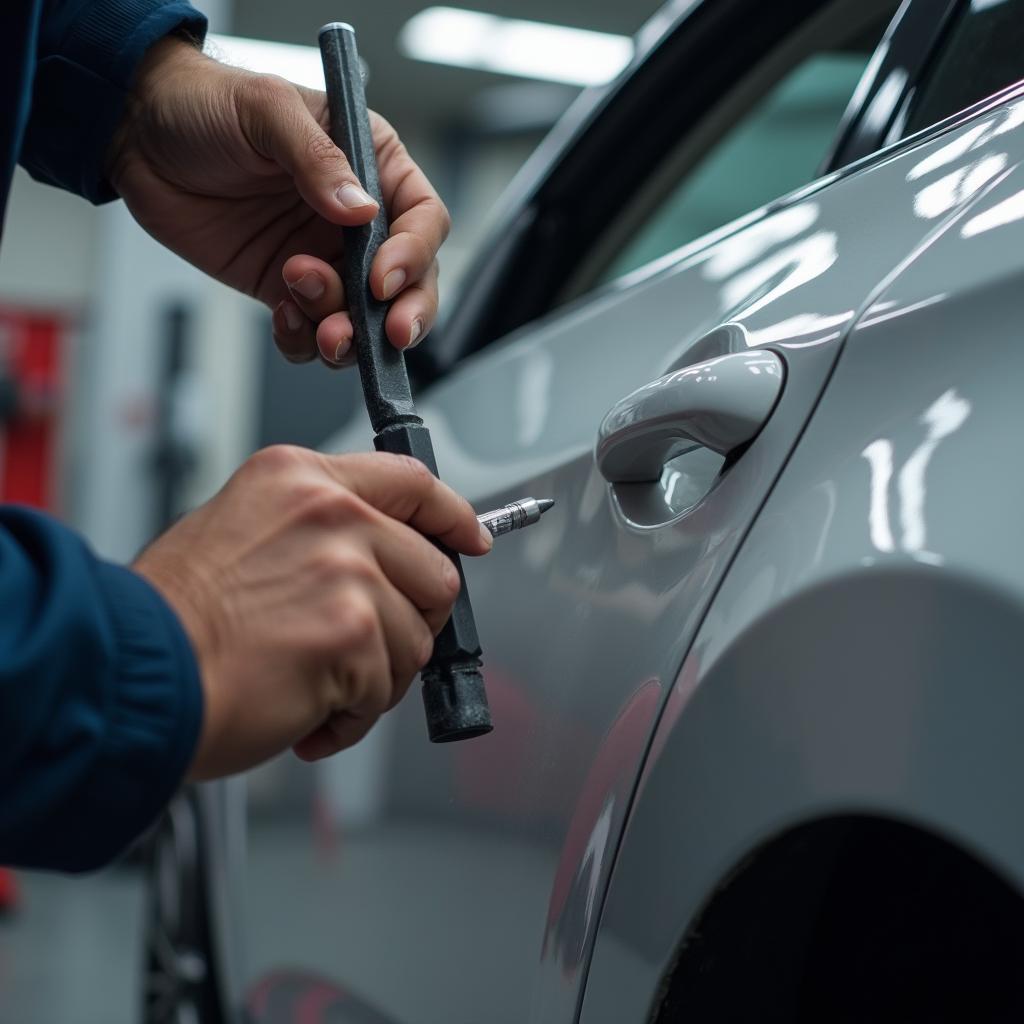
206, 33, 325, 91
399, 7, 633, 87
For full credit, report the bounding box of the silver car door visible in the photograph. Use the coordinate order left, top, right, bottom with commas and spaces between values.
235, 93, 1022, 1024
582, 92, 1024, 1024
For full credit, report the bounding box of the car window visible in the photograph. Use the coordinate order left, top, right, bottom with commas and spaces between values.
902, 0, 1024, 138
596, 52, 871, 285
430, 0, 901, 374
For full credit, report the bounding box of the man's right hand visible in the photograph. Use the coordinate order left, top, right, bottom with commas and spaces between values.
132, 446, 492, 779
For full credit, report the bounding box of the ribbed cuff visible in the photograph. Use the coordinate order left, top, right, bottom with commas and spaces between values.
62, 0, 208, 92
21, 1, 207, 203
63, 560, 204, 871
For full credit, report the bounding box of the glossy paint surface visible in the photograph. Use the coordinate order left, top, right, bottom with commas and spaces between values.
230, 94, 1024, 1024
595, 350, 785, 482
583, 97, 1024, 1022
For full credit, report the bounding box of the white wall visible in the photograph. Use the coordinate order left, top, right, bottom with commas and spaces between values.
0, 168, 99, 309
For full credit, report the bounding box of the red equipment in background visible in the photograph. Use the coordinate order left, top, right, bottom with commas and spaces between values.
0, 308, 65, 509
0, 307, 67, 913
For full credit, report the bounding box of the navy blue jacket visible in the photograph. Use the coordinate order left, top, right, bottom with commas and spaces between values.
0, 1, 208, 872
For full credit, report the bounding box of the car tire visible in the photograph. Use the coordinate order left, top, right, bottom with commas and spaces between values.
141, 788, 225, 1024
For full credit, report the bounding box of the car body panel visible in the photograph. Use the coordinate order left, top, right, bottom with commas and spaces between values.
582, 95, 1024, 1023
235, 94, 1024, 1024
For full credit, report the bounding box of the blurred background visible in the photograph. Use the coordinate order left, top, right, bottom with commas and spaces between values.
0, 1, 660, 1020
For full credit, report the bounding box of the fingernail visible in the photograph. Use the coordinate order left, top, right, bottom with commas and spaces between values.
282, 302, 303, 331
407, 318, 424, 349
479, 523, 494, 550
337, 183, 376, 209
334, 338, 351, 363
382, 269, 406, 299
291, 273, 324, 300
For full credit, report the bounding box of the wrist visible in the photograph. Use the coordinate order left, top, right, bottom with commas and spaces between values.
106, 34, 207, 189
132, 547, 225, 780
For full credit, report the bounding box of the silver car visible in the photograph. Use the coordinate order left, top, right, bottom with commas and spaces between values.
145, 0, 1024, 1020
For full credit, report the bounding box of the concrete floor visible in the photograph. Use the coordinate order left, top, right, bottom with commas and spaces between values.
0, 821, 553, 1024
243, 821, 551, 1024
0, 867, 144, 1024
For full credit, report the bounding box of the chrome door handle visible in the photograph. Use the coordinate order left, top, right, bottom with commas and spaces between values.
596, 351, 785, 483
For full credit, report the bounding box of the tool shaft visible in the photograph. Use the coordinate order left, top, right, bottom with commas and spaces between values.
319, 24, 491, 743
318, 24, 416, 431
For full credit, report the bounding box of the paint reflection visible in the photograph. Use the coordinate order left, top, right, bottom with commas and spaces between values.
745, 309, 853, 348
702, 203, 819, 281
859, 293, 947, 328
912, 154, 1008, 219
961, 187, 1024, 237
542, 679, 662, 978
907, 99, 1024, 181
904, 98, 1024, 226
862, 389, 971, 564
722, 231, 838, 319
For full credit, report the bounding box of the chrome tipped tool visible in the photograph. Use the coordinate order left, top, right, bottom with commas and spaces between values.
477, 498, 555, 538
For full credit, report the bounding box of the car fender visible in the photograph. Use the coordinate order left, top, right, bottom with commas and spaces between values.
580, 137, 1024, 1023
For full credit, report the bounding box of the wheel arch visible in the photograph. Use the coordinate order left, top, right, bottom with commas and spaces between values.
650, 811, 1024, 1022
580, 565, 1024, 1023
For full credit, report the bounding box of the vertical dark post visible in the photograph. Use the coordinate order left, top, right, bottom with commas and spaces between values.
319, 23, 492, 742
152, 302, 197, 533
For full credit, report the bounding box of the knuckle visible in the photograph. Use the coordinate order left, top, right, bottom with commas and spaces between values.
441, 557, 461, 598
371, 112, 396, 138
295, 482, 368, 529
404, 233, 435, 270
389, 453, 434, 488
434, 199, 452, 242
247, 444, 308, 475
337, 549, 379, 585
249, 73, 295, 109
311, 546, 377, 586
308, 129, 342, 167
424, 606, 451, 638
415, 623, 435, 668
373, 118, 403, 160
237, 74, 295, 137
332, 486, 372, 522
330, 588, 378, 642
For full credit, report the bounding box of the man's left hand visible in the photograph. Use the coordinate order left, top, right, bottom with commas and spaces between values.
108, 37, 448, 366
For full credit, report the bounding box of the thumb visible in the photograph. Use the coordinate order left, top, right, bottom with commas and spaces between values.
240, 74, 379, 224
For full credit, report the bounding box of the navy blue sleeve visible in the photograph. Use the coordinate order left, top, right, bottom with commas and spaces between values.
0, 507, 203, 872
20, 0, 208, 203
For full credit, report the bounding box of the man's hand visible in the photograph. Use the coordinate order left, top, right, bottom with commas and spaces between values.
133, 447, 492, 778
108, 37, 448, 366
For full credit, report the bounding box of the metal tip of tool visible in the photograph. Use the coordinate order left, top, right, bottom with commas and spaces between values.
537, 498, 555, 514
319, 21, 355, 36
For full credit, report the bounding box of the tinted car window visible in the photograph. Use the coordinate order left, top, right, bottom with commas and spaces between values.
598, 52, 871, 285
903, 0, 1024, 137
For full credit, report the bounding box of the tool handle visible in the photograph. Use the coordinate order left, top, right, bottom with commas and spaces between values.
319, 23, 492, 743
318, 23, 416, 431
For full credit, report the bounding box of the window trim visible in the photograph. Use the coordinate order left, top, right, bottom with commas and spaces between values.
882, 0, 1024, 148
822, 0, 961, 170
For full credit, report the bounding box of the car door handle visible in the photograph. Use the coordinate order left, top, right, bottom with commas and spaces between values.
596, 350, 785, 483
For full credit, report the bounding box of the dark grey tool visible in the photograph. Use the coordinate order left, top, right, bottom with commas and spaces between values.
318, 22, 491, 743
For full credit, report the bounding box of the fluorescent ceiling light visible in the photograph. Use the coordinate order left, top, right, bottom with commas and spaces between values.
206, 33, 325, 91
399, 7, 633, 87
